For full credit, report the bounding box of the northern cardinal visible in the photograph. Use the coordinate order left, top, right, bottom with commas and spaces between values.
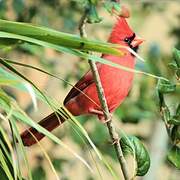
21, 17, 144, 146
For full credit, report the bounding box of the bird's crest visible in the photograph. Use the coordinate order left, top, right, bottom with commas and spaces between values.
108, 17, 134, 43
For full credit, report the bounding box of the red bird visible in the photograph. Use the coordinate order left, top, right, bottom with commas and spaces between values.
21, 17, 144, 146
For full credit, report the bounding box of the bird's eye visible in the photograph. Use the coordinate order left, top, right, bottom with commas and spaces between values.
124, 38, 129, 42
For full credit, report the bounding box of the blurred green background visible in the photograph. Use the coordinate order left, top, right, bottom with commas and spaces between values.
0, 0, 180, 180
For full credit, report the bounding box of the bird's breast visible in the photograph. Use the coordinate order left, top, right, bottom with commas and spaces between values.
87, 53, 135, 112
67, 53, 136, 115
99, 64, 134, 111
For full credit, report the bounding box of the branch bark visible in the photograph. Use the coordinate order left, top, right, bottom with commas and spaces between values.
79, 12, 130, 180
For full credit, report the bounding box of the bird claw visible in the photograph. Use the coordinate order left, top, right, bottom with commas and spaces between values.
103, 113, 112, 124
103, 117, 111, 124
112, 138, 120, 145
89, 109, 112, 124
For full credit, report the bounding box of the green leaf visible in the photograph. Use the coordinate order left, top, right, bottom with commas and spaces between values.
0, 38, 19, 48
168, 104, 180, 125
168, 62, 178, 70
167, 146, 180, 169
0, 127, 14, 180
171, 126, 180, 145
0, 19, 122, 56
157, 79, 176, 93
120, 135, 150, 176
176, 104, 180, 117
0, 166, 9, 180
0, 148, 14, 180
104, 1, 121, 14
171, 48, 180, 78
87, 3, 102, 23
173, 48, 180, 68
168, 118, 180, 125
0, 89, 11, 107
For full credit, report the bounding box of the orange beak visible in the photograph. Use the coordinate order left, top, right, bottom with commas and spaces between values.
131, 36, 144, 48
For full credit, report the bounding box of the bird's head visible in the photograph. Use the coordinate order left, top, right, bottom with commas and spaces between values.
108, 17, 144, 52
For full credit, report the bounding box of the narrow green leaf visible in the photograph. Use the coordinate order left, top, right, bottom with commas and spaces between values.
9, 119, 33, 180
0, 19, 123, 56
0, 88, 11, 106
0, 78, 20, 85
62, 107, 118, 179
0, 31, 125, 61
0, 148, 14, 180
0, 166, 9, 180
9, 107, 93, 172
0, 61, 93, 172
120, 135, 150, 176
167, 146, 180, 169
0, 126, 14, 180
157, 79, 176, 93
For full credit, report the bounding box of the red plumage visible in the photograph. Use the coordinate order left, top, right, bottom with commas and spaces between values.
21, 17, 144, 146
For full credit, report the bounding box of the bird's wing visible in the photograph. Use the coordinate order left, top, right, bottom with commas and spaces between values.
63, 70, 94, 105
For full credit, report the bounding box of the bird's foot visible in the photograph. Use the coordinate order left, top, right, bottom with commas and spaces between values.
103, 113, 112, 124
112, 137, 120, 145
99, 113, 112, 124
89, 109, 104, 116
89, 108, 112, 124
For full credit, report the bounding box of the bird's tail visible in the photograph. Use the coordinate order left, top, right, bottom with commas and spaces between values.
20, 112, 66, 146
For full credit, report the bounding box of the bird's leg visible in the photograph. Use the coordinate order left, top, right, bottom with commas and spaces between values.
89, 108, 104, 116
89, 109, 112, 123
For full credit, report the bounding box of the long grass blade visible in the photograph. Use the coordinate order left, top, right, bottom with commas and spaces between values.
0, 20, 124, 56
0, 31, 168, 81
0, 60, 93, 172
2, 58, 118, 178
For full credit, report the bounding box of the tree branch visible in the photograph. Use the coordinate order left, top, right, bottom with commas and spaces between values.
79, 11, 130, 180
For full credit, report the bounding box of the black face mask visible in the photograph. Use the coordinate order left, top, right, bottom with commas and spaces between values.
124, 33, 139, 52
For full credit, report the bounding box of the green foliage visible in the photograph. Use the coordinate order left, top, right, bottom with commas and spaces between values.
86, 0, 102, 23
52, 158, 67, 172
32, 165, 46, 180
104, 0, 121, 14
173, 48, 180, 67
172, 48, 180, 78
0, 0, 6, 19
0, 64, 94, 179
168, 104, 180, 125
12, 0, 24, 15
167, 146, 180, 169
0, 1, 179, 179
120, 135, 150, 176
157, 79, 176, 93
0, 128, 14, 180
157, 48, 180, 169
0, 19, 123, 56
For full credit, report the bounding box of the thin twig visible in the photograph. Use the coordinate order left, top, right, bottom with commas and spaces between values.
79, 11, 130, 180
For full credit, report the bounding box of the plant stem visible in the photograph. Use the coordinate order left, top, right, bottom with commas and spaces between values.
79, 11, 130, 180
